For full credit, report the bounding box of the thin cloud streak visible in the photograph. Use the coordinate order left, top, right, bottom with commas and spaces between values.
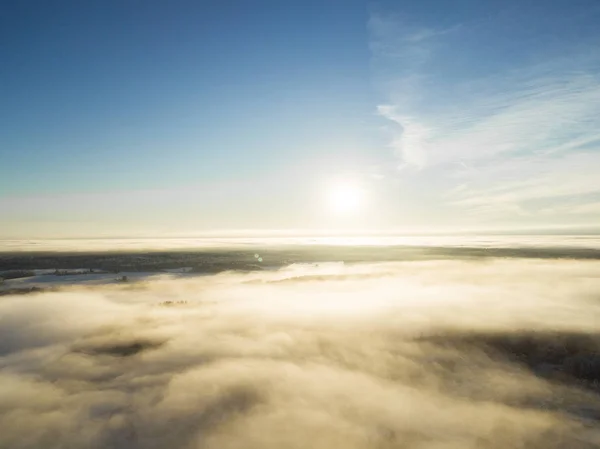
369, 10, 600, 225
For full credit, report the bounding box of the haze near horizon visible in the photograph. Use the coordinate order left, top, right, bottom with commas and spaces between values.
2, 0, 600, 238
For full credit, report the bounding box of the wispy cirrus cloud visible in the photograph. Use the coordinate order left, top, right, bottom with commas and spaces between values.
369, 9, 600, 225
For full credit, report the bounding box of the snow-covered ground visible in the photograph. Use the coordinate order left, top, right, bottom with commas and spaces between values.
162, 267, 193, 273
0, 270, 194, 291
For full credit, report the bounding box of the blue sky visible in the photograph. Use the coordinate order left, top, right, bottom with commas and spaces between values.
2, 0, 600, 237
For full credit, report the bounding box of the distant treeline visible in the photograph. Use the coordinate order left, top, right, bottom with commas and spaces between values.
1, 246, 600, 275
0, 251, 274, 274
0, 270, 36, 280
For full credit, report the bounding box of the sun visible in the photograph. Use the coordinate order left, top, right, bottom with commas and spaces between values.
326, 181, 363, 215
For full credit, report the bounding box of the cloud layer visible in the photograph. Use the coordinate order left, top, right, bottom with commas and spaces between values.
2, 259, 600, 448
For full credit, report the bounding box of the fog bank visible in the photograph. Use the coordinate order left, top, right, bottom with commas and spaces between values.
1, 259, 600, 448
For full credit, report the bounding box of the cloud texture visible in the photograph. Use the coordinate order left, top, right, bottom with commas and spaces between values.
369, 7, 600, 226
1, 259, 600, 448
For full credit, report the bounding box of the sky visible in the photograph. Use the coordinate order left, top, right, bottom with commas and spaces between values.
2, 0, 600, 238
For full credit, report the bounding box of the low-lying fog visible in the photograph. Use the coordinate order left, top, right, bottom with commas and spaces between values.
1, 258, 600, 448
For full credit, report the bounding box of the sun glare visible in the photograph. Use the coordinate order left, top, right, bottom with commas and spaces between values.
326, 181, 363, 215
